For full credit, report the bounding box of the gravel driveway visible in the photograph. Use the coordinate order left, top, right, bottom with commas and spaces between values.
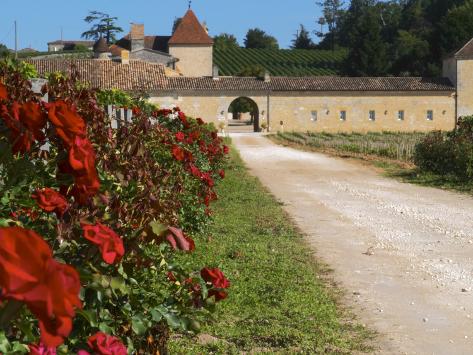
233, 134, 473, 355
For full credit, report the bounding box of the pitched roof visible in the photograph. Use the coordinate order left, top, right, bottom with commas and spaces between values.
113, 35, 171, 55
25, 59, 167, 91
168, 10, 213, 45
455, 38, 473, 59
93, 38, 109, 53
168, 76, 454, 92
24, 58, 454, 93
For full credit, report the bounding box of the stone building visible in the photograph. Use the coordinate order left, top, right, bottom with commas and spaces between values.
28, 10, 473, 133
47, 40, 94, 52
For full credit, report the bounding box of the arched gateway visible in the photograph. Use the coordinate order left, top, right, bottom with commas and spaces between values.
228, 97, 260, 133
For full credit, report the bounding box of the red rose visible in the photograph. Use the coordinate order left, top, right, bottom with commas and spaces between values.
219, 170, 225, 179
201, 173, 215, 187
16, 101, 47, 142
223, 145, 229, 154
86, 332, 127, 355
208, 289, 228, 301
172, 145, 185, 161
0, 227, 82, 347
47, 101, 86, 147
132, 107, 141, 115
200, 268, 230, 289
196, 118, 204, 125
189, 164, 202, 178
82, 223, 125, 264
0, 82, 7, 100
165, 227, 195, 252
175, 131, 185, 142
68, 136, 100, 204
29, 343, 57, 355
32, 188, 68, 216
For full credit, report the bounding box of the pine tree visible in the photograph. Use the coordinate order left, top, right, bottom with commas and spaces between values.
291, 25, 315, 49
81, 11, 123, 44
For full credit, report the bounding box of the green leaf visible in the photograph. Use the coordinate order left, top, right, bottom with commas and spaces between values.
164, 313, 181, 329
151, 309, 162, 322
131, 316, 148, 335
149, 220, 167, 236
77, 309, 98, 327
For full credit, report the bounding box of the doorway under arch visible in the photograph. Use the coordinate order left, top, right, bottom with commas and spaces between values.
228, 97, 260, 133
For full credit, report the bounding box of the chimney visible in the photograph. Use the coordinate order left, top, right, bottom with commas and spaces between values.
264, 70, 271, 83
130, 23, 145, 51
212, 65, 219, 79
121, 49, 130, 64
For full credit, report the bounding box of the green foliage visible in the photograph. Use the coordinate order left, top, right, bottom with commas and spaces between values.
214, 47, 346, 76
344, 5, 389, 76
291, 25, 315, 49
170, 146, 374, 353
0, 58, 37, 79
316, 0, 345, 51
214, 33, 240, 50
236, 64, 265, 78
414, 116, 473, 180
439, 0, 473, 58
81, 11, 123, 44
274, 131, 426, 162
244, 28, 279, 50
0, 43, 9, 58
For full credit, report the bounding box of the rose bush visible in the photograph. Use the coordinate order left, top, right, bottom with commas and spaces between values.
0, 63, 229, 354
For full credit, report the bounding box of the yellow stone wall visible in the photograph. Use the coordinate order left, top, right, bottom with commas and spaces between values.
168, 45, 213, 77
150, 91, 456, 133
457, 60, 473, 118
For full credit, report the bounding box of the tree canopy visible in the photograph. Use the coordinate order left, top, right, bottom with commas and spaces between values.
292, 25, 315, 49
244, 28, 279, 49
320, 0, 473, 76
81, 11, 123, 44
214, 33, 240, 50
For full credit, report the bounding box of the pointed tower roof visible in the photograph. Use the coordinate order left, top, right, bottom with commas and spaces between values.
168, 10, 213, 45
455, 38, 473, 59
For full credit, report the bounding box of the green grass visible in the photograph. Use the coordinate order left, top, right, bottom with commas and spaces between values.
272, 131, 426, 163
169, 145, 374, 354
214, 48, 347, 77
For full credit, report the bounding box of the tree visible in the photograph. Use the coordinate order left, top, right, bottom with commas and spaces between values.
244, 28, 279, 49
292, 25, 315, 49
81, 11, 123, 44
214, 33, 240, 50
237, 64, 266, 78
344, 5, 389, 76
0, 43, 9, 58
316, 0, 345, 51
172, 17, 182, 34
439, 0, 473, 58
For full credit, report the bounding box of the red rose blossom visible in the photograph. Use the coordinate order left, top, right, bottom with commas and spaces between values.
165, 227, 195, 252
219, 170, 225, 179
175, 131, 185, 142
172, 145, 185, 161
223, 145, 229, 154
0, 82, 7, 100
32, 188, 68, 216
201, 268, 230, 289
82, 223, 125, 264
0, 227, 82, 347
47, 101, 86, 147
29, 343, 57, 355
86, 332, 127, 355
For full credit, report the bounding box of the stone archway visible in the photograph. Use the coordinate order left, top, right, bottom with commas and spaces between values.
228, 97, 260, 133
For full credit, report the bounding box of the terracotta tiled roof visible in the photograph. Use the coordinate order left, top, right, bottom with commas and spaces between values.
93, 38, 109, 53
24, 59, 454, 93
168, 76, 454, 92
25, 59, 167, 92
455, 38, 473, 59
168, 10, 213, 45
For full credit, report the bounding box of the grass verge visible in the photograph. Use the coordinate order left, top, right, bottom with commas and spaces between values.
270, 133, 473, 195
169, 144, 374, 354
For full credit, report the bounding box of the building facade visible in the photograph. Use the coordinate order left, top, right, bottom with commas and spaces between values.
31, 10, 473, 134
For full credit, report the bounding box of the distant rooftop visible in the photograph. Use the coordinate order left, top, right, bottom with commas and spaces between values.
168, 9, 213, 45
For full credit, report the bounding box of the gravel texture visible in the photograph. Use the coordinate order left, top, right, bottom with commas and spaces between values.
233, 134, 473, 355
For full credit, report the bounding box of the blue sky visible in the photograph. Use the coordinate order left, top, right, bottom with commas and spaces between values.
0, 0, 323, 51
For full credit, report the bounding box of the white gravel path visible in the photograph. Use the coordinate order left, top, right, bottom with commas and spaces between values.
233, 134, 473, 355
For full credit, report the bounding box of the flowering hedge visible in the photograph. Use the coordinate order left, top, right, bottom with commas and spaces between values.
0, 64, 229, 354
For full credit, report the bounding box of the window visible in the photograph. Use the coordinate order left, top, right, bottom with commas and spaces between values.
427, 110, 434, 121
398, 110, 405, 121
369, 110, 376, 121
311, 111, 318, 122
340, 111, 347, 121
